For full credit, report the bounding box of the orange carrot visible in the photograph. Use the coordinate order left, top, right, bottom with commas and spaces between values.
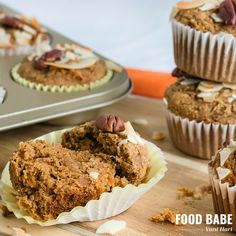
127, 68, 176, 99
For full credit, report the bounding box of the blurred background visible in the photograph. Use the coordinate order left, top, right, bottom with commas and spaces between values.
0, 0, 177, 72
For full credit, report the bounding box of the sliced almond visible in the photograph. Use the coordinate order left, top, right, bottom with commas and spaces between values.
211, 13, 223, 22
198, 81, 223, 92
219, 148, 232, 166
14, 30, 32, 46
199, 2, 220, 11
216, 167, 231, 181
22, 24, 37, 36
105, 60, 123, 73
177, 0, 214, 10
180, 78, 200, 85
120, 121, 144, 145
197, 92, 217, 102
89, 172, 99, 180
64, 51, 79, 60
96, 220, 126, 235
44, 57, 98, 70
223, 83, 236, 90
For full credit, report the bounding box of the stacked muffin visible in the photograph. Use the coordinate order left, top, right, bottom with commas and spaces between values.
165, 0, 236, 159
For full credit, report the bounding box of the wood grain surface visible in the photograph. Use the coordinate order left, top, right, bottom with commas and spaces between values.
0, 96, 232, 236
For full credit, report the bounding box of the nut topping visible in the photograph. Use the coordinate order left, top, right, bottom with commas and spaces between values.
219, 0, 236, 25
34, 49, 62, 69
0, 16, 23, 29
96, 115, 125, 133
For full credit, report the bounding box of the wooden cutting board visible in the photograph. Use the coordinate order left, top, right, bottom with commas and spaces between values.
0, 96, 232, 236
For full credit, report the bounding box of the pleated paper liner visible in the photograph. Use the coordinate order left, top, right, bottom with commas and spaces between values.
166, 109, 236, 159
0, 39, 50, 56
208, 165, 236, 231
172, 19, 236, 83
0, 128, 167, 226
11, 63, 113, 93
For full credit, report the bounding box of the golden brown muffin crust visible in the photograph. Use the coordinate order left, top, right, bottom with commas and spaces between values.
165, 79, 236, 124
175, 8, 236, 37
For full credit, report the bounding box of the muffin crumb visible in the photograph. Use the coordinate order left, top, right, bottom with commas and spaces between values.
150, 208, 182, 225
152, 132, 165, 141
177, 185, 211, 200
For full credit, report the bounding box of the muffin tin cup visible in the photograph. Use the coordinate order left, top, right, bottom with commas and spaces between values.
165, 109, 236, 159
172, 19, 236, 83
0, 39, 50, 56
208, 165, 236, 231
0, 128, 167, 226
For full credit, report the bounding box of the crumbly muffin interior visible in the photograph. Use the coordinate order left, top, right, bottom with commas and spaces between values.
61, 121, 149, 186
10, 140, 117, 221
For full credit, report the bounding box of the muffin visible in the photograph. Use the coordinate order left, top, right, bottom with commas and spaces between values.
8, 115, 151, 221
208, 140, 236, 231
172, 0, 236, 83
0, 12, 50, 56
164, 70, 236, 159
11, 43, 120, 92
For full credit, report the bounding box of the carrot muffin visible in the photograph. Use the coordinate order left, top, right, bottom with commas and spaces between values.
164, 69, 236, 159
0, 12, 50, 55
9, 115, 149, 221
172, 0, 236, 83
208, 140, 236, 231
11, 43, 120, 92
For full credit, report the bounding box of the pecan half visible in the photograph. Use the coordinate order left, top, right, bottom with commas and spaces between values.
0, 16, 23, 28
96, 115, 125, 133
34, 49, 62, 70
171, 68, 184, 78
219, 0, 236, 25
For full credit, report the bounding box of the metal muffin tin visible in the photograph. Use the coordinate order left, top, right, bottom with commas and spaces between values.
0, 4, 132, 131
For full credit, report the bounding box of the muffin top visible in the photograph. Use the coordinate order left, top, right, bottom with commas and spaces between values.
173, 0, 236, 37
165, 69, 236, 124
0, 12, 49, 48
209, 140, 236, 187
15, 43, 121, 87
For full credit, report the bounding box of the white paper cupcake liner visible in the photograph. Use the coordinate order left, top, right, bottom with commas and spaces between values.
166, 109, 236, 159
11, 64, 113, 93
0, 128, 167, 226
208, 165, 236, 231
172, 19, 236, 83
0, 39, 50, 56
